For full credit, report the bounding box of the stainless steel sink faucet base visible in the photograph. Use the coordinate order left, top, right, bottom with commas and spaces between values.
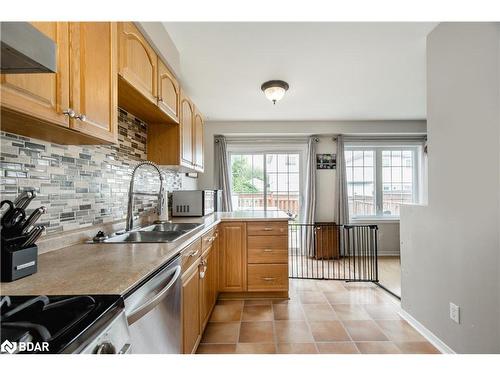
126, 161, 167, 232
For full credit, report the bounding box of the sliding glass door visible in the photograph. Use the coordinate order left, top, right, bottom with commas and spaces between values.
229, 152, 301, 217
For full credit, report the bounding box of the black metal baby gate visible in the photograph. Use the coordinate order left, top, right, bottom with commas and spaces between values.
288, 223, 379, 282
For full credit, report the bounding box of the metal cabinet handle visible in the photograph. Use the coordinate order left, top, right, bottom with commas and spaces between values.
63, 109, 76, 117
262, 277, 276, 281
75, 113, 86, 121
127, 265, 181, 325
207, 236, 215, 243
263, 227, 273, 231
189, 248, 200, 257
263, 248, 273, 252
199, 260, 207, 279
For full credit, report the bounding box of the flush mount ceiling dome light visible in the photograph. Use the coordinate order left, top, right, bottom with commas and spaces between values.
261, 80, 289, 105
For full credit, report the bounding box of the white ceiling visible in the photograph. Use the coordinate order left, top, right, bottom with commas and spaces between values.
163, 22, 437, 121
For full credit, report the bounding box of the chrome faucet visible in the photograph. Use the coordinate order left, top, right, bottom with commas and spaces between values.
126, 161, 166, 232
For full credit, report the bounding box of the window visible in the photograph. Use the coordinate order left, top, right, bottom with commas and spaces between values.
345, 145, 420, 219
230, 152, 301, 217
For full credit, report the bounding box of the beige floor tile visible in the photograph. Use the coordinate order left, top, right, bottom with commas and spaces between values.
355, 341, 402, 354
317, 342, 360, 354
196, 344, 237, 354
277, 343, 318, 354
315, 280, 348, 292
242, 305, 274, 321
325, 290, 383, 305
273, 298, 297, 305
201, 322, 240, 344
273, 303, 305, 320
375, 320, 426, 342
236, 343, 276, 354
363, 304, 402, 320
275, 321, 314, 343
309, 321, 351, 342
323, 291, 352, 304
244, 299, 273, 306
209, 304, 243, 322
331, 304, 371, 320
394, 341, 440, 354
238, 321, 274, 343
216, 299, 244, 306
298, 291, 329, 304
290, 279, 318, 291
342, 320, 389, 341
302, 304, 338, 321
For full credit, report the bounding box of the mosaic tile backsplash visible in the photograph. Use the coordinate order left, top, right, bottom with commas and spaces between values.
0, 108, 185, 235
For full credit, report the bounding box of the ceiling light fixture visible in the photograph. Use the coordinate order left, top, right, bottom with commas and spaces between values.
261, 80, 289, 105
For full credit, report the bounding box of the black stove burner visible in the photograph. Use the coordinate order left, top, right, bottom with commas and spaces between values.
0, 294, 123, 354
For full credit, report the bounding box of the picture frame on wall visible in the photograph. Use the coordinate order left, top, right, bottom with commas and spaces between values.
316, 153, 336, 169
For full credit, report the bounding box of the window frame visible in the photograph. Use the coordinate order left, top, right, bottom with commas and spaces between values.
227, 142, 307, 215
345, 143, 421, 221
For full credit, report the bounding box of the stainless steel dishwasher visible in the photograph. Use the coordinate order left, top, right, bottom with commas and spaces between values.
124, 255, 181, 353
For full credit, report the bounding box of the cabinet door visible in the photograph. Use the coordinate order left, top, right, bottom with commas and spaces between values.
219, 222, 247, 292
69, 22, 117, 143
200, 240, 218, 330
180, 91, 194, 166
157, 58, 179, 123
118, 22, 157, 105
193, 109, 204, 171
1, 22, 70, 127
182, 263, 201, 354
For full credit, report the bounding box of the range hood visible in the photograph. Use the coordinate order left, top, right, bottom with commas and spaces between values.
1, 22, 56, 74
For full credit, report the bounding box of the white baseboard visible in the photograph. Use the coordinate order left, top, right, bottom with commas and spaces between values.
378, 252, 400, 257
398, 309, 456, 354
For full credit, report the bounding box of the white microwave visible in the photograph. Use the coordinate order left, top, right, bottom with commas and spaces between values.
171, 190, 215, 217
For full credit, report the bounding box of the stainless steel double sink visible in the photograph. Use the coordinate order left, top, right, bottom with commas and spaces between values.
96, 222, 203, 244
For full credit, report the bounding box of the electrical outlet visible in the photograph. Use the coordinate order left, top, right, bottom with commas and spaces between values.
449, 302, 460, 324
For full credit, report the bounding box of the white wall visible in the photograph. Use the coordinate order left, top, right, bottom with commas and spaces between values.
200, 120, 426, 255
400, 23, 500, 353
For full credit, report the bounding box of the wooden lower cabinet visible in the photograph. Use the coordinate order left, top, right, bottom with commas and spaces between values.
181, 221, 289, 353
247, 264, 288, 291
199, 234, 218, 330
314, 223, 339, 260
218, 222, 247, 292
181, 260, 201, 354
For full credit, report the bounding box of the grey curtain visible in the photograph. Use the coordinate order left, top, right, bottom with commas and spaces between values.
214, 135, 233, 212
334, 135, 349, 225
302, 136, 317, 256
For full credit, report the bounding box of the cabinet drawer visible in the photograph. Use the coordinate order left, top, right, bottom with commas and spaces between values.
181, 238, 202, 272
201, 226, 217, 253
248, 264, 288, 291
248, 236, 288, 264
247, 221, 288, 236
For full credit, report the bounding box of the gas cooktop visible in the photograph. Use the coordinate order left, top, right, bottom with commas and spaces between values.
0, 294, 124, 354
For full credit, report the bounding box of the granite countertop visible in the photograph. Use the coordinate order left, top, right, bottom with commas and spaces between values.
0, 211, 289, 297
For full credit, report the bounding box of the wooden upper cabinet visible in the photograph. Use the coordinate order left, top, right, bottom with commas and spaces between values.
219, 222, 247, 292
118, 22, 157, 105
180, 91, 194, 167
157, 58, 179, 122
69, 22, 117, 143
1, 22, 70, 127
193, 108, 204, 172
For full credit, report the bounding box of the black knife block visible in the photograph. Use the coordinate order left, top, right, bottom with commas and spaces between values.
1, 244, 38, 282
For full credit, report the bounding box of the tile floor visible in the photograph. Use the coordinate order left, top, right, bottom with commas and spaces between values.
196, 279, 440, 354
